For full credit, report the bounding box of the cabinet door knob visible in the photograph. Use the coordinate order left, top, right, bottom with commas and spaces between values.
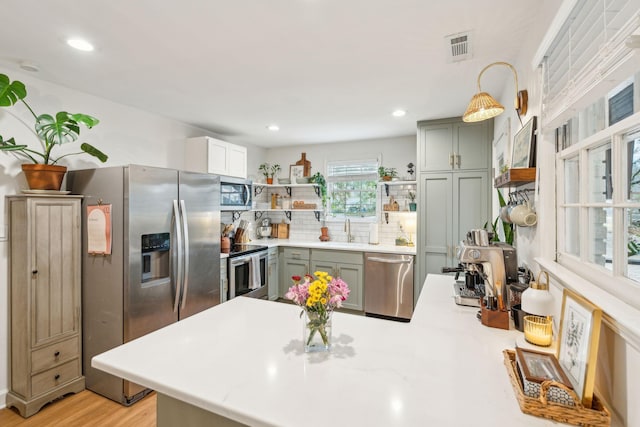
32, 270, 38, 275
54, 374, 60, 380
54, 351, 60, 357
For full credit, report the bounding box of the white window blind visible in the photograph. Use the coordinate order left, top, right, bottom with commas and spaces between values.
326, 160, 379, 182
541, 0, 640, 129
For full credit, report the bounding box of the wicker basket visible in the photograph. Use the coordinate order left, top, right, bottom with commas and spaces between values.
503, 349, 610, 427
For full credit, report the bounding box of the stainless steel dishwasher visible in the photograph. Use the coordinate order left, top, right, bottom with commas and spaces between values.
364, 253, 414, 321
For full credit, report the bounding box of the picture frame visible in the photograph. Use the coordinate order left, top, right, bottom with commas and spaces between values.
511, 116, 537, 168
492, 117, 511, 176
289, 165, 304, 181
515, 347, 572, 387
556, 288, 603, 408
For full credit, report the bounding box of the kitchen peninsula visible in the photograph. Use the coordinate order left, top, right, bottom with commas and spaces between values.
93, 275, 556, 426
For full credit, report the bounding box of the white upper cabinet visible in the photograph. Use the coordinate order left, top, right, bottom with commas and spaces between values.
185, 136, 247, 178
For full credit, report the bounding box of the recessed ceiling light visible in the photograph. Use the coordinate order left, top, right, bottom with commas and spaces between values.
267, 124, 280, 131
66, 38, 94, 52
19, 62, 40, 72
392, 109, 407, 117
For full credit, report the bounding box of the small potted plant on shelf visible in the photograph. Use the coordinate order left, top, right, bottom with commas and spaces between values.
408, 190, 417, 211
258, 162, 281, 184
378, 166, 397, 181
0, 74, 108, 190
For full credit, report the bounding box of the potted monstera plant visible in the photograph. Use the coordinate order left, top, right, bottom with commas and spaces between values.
0, 74, 107, 190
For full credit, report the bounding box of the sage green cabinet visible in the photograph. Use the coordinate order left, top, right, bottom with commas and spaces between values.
416, 117, 493, 304
220, 257, 228, 303
267, 247, 279, 301
310, 249, 363, 311
280, 247, 310, 298
418, 118, 492, 172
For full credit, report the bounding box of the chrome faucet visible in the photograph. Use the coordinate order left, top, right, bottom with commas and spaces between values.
344, 219, 355, 243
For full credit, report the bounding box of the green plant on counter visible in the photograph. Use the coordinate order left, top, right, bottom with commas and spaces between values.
487, 189, 514, 245
310, 172, 327, 209
0, 74, 107, 165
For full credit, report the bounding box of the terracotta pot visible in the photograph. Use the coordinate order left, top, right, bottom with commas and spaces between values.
266, 177, 273, 184
382, 175, 393, 181
21, 164, 67, 191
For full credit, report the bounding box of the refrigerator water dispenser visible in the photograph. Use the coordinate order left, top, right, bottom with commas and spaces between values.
141, 233, 170, 283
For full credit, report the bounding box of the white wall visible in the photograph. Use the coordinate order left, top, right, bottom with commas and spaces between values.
262, 136, 416, 183
0, 66, 264, 408
490, 2, 640, 424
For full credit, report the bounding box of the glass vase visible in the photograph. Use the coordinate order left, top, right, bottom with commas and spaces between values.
303, 310, 332, 353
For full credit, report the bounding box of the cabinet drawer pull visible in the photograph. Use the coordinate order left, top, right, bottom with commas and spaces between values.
32, 269, 38, 275
54, 374, 60, 380
54, 351, 60, 357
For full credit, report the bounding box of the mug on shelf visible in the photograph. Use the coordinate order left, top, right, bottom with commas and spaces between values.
510, 202, 537, 227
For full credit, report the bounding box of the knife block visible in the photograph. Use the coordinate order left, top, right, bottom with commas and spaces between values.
480, 300, 510, 330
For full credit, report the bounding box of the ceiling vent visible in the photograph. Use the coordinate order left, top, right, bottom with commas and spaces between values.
445, 32, 472, 62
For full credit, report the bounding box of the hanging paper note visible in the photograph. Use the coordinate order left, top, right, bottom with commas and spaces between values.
87, 204, 112, 255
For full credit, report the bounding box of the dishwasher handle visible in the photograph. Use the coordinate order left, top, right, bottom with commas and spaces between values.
366, 256, 412, 264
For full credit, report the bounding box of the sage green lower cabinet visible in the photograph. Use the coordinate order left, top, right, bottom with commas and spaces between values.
310, 249, 363, 311
220, 258, 228, 303
267, 247, 279, 301
280, 247, 310, 298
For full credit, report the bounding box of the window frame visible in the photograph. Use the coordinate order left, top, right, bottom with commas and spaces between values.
326, 158, 379, 221
556, 110, 640, 309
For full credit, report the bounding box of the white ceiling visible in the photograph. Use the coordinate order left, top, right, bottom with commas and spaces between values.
0, 0, 539, 147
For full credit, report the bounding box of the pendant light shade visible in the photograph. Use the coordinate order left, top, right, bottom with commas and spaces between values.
462, 92, 505, 122
462, 61, 527, 123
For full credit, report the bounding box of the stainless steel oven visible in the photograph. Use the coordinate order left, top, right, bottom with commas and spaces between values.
228, 245, 268, 300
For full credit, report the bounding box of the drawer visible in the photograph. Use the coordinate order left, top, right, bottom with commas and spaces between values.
312, 249, 363, 265
282, 247, 309, 260
32, 336, 79, 372
31, 358, 81, 397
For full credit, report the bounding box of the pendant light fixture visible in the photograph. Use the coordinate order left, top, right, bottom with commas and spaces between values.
462, 61, 528, 123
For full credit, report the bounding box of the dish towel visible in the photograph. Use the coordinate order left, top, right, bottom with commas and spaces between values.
250, 254, 261, 290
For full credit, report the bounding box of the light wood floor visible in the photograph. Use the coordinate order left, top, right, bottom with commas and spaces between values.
0, 390, 156, 426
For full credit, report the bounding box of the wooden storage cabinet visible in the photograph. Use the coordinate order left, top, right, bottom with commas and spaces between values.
310, 249, 364, 311
6, 195, 85, 417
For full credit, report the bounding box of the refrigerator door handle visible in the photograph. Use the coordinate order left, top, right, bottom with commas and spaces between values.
172, 200, 184, 313
179, 199, 190, 310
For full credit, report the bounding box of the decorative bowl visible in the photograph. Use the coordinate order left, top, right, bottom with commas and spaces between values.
296, 177, 310, 184
278, 178, 291, 184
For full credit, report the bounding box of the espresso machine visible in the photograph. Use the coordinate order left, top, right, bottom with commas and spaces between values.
444, 229, 518, 308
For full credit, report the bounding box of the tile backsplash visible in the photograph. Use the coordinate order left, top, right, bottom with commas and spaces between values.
221, 183, 417, 246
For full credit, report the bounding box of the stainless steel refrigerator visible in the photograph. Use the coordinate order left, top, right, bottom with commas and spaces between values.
66, 164, 220, 405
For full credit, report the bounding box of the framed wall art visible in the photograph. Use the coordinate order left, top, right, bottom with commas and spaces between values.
492, 117, 511, 176
511, 116, 537, 168
556, 288, 603, 408
289, 165, 304, 181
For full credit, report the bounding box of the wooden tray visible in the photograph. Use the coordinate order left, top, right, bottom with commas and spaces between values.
503, 349, 610, 426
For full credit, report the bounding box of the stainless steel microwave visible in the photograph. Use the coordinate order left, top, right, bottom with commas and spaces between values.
220, 176, 252, 211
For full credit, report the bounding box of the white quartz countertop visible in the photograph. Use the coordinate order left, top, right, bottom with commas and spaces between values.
93, 275, 556, 426
220, 239, 416, 258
